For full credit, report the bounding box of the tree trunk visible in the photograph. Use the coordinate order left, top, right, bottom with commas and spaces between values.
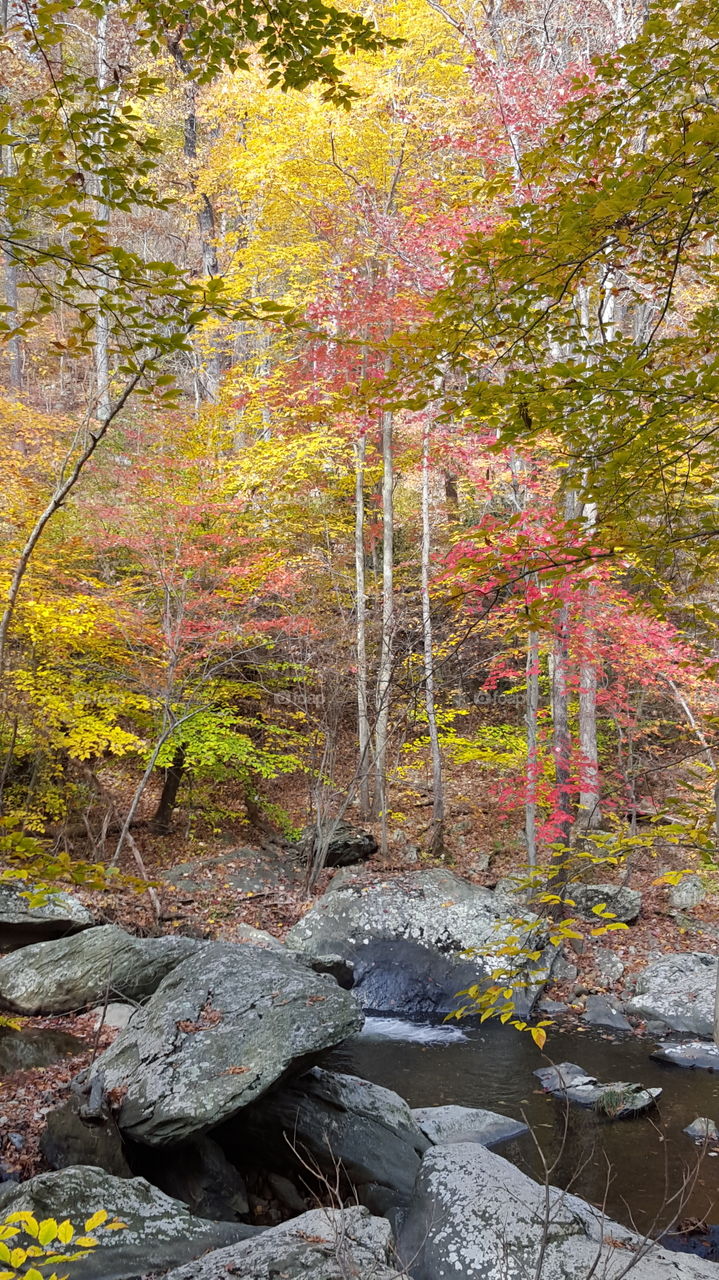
354, 429, 372, 818
525, 627, 540, 867
1, 3, 21, 391
549, 600, 574, 896
150, 745, 186, 833
421, 417, 444, 857
373, 394, 394, 854
94, 8, 111, 420
578, 615, 601, 830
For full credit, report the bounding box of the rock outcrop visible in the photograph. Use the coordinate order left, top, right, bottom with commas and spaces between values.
625, 952, 717, 1036
0, 884, 93, 949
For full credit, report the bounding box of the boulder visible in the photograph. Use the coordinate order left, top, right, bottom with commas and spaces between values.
223, 1066, 428, 1201
0, 1166, 256, 1280
625, 953, 717, 1036
162, 1206, 404, 1280
570, 882, 641, 923
534, 1062, 660, 1117
684, 1117, 719, 1142
411, 1104, 528, 1147
40, 1093, 132, 1177
136, 1135, 249, 1220
287, 869, 554, 1019
0, 926, 200, 1014
90, 1002, 136, 1032
297, 821, 377, 868
669, 874, 706, 911
89, 942, 362, 1146
582, 994, 632, 1032
0, 884, 93, 949
594, 948, 625, 983
162, 847, 304, 897
398, 1142, 718, 1280
652, 1040, 719, 1071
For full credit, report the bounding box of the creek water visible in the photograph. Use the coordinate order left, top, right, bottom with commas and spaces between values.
327, 1017, 719, 1245
0, 1026, 85, 1075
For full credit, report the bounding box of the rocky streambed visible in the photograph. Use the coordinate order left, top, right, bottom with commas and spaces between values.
0, 867, 718, 1278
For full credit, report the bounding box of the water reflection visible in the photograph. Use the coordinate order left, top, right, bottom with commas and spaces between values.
0, 1027, 85, 1074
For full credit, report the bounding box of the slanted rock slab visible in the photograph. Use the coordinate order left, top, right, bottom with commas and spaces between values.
0, 883, 93, 950
398, 1142, 718, 1280
412, 1104, 528, 1148
652, 1040, 719, 1071
0, 1165, 255, 1280
287, 868, 553, 1019
162, 1206, 404, 1280
625, 953, 717, 1036
89, 942, 362, 1146
0, 925, 201, 1014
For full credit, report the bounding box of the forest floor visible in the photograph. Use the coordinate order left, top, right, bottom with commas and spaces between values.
2, 748, 719, 1187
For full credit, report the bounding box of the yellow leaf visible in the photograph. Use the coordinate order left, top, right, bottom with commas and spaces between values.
56, 1221, 74, 1245
84, 1211, 107, 1233
531, 1026, 547, 1049
38, 1218, 58, 1245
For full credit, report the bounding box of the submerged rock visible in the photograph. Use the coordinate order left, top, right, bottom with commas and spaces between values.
89, 942, 362, 1146
411, 1104, 528, 1147
652, 1040, 719, 1071
287, 869, 553, 1019
162, 1206, 404, 1280
684, 1117, 719, 1142
534, 1061, 660, 1117
0, 926, 200, 1014
223, 1066, 428, 1203
0, 1166, 255, 1280
398, 1142, 718, 1280
0, 884, 93, 949
625, 953, 717, 1036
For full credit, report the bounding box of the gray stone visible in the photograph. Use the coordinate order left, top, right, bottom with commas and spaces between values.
684, 1116, 719, 1141
538, 998, 569, 1015
90, 942, 362, 1146
398, 1142, 718, 1280
651, 1039, 719, 1071
225, 1066, 428, 1199
297, 821, 377, 868
40, 1094, 131, 1177
287, 869, 554, 1019
551, 951, 578, 983
0, 1166, 255, 1280
90, 1002, 136, 1031
534, 1062, 660, 1117
625, 953, 717, 1036
570, 882, 642, 923
0, 884, 94, 949
582, 994, 632, 1032
0, 926, 200, 1014
669, 874, 706, 911
162, 847, 304, 896
163, 1206, 404, 1280
411, 1104, 528, 1147
594, 948, 625, 983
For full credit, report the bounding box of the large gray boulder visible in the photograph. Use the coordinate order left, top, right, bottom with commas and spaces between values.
411, 1105, 528, 1147
162, 1206, 404, 1280
569, 882, 641, 923
89, 942, 362, 1146
0, 883, 94, 949
287, 869, 553, 1019
399, 1142, 718, 1279
0, 925, 200, 1014
224, 1066, 428, 1201
0, 1166, 256, 1280
625, 952, 717, 1036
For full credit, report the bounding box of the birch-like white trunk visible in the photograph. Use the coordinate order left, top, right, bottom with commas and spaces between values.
94, 9, 111, 421
525, 627, 540, 866
354, 428, 371, 817
421, 417, 444, 856
373, 400, 394, 854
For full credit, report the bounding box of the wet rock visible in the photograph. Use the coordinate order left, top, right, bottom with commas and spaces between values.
625, 953, 717, 1037
411, 1104, 528, 1147
534, 1062, 660, 1117
684, 1117, 719, 1142
0, 884, 93, 950
651, 1040, 719, 1071
0, 1166, 256, 1280
287, 869, 554, 1019
398, 1142, 718, 1280
0, 926, 200, 1014
297, 821, 377, 868
162, 1206, 403, 1280
89, 942, 362, 1146
582, 994, 632, 1032
570, 882, 642, 923
224, 1067, 428, 1201
669, 875, 706, 911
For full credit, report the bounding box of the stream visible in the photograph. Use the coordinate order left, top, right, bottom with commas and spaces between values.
328, 1017, 719, 1246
